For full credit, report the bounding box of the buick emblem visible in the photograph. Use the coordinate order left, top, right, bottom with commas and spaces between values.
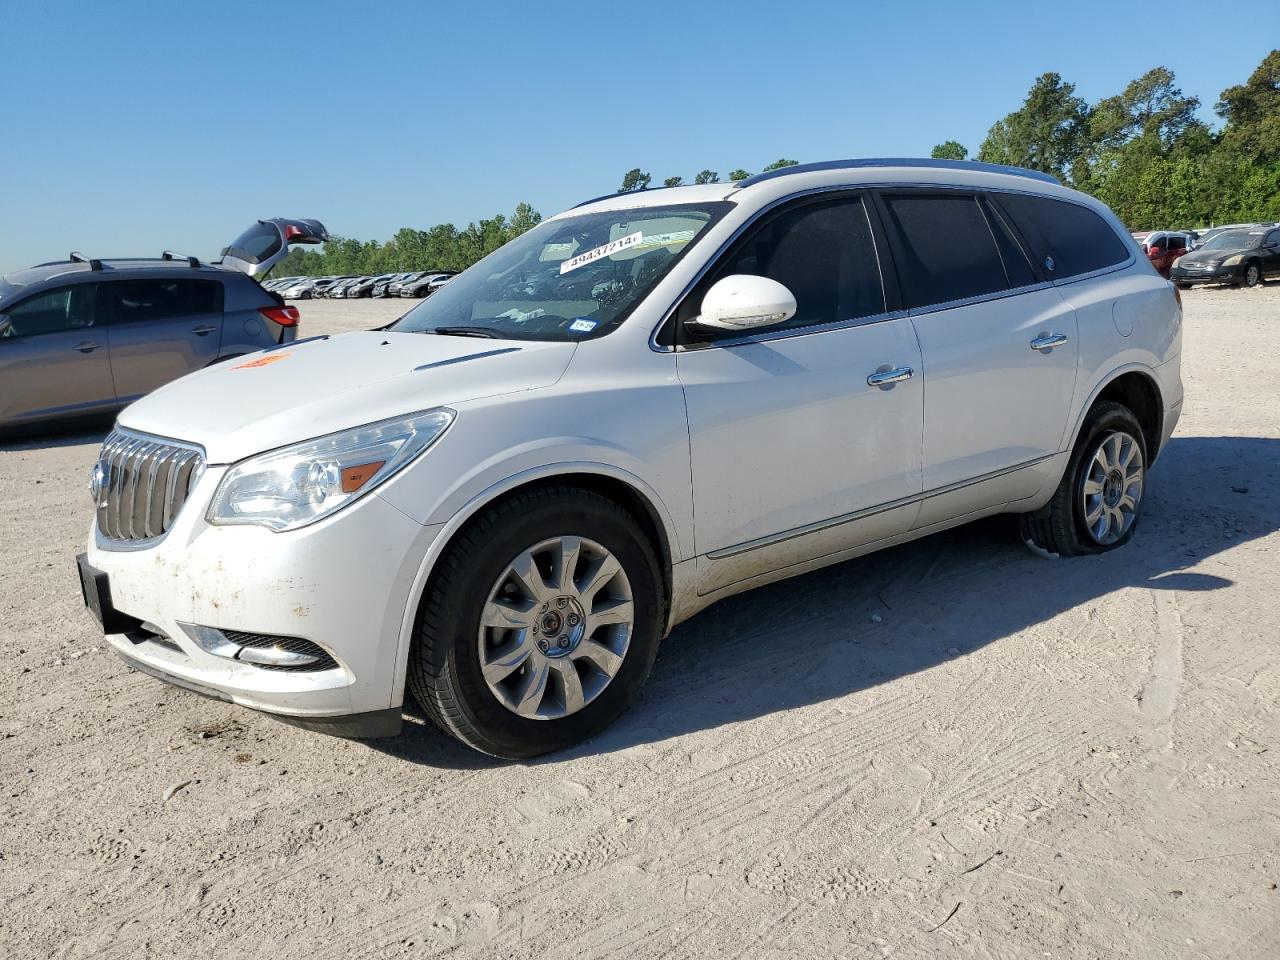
89, 460, 109, 507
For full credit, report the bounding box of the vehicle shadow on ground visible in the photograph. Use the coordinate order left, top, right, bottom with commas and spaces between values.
0, 416, 113, 450
369, 434, 1280, 769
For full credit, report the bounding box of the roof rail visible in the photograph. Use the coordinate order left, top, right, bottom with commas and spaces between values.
161, 250, 201, 268
69, 251, 104, 271
734, 158, 1062, 189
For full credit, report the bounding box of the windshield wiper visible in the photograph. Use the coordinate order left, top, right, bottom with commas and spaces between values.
422, 326, 500, 339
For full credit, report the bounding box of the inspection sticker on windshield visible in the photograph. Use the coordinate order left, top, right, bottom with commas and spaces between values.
559, 231, 643, 274
569, 318, 598, 333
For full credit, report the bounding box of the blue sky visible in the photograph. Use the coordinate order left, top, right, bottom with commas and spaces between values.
2, 0, 1274, 274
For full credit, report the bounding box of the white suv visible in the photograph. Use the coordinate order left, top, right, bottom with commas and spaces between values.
79, 159, 1183, 758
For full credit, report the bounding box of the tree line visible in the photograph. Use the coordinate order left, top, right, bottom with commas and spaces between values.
954, 51, 1280, 229
274, 50, 1278, 277
273, 202, 543, 278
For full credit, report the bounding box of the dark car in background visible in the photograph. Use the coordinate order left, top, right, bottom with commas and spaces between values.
0, 218, 325, 429
398, 271, 456, 297
1170, 226, 1280, 288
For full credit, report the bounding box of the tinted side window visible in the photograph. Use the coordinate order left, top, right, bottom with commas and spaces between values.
880, 193, 1008, 309
101, 280, 221, 325
1, 285, 97, 338
982, 197, 1038, 288
995, 193, 1130, 279
702, 196, 886, 332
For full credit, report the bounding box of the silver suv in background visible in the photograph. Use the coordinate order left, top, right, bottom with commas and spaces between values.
0, 218, 326, 430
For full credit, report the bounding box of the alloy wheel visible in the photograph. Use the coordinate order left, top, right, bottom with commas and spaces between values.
477, 536, 633, 720
1081, 430, 1144, 545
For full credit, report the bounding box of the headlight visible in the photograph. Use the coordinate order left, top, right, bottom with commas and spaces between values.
207, 408, 454, 531
1221, 255, 1243, 266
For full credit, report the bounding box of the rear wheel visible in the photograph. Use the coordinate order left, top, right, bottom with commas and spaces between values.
407, 486, 664, 758
1019, 401, 1147, 557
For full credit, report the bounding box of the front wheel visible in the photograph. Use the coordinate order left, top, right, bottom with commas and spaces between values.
1019, 401, 1148, 557
407, 486, 664, 758
1243, 262, 1261, 288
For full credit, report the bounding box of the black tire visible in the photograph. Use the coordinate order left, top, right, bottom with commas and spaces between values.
1175, 282, 1192, 291
407, 486, 664, 759
1018, 401, 1148, 557
1243, 261, 1261, 288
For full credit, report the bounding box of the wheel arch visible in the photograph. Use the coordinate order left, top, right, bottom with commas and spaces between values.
1070, 366, 1165, 463
389, 464, 681, 709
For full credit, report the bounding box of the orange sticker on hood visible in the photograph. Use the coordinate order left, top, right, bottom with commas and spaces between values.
232, 354, 288, 370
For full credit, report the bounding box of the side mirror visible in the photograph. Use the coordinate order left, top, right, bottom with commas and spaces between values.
692, 275, 796, 332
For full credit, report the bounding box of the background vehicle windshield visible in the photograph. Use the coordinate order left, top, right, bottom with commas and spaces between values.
1200, 230, 1259, 251
392, 202, 730, 341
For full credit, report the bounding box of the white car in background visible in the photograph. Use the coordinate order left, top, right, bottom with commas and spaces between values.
78, 159, 1183, 758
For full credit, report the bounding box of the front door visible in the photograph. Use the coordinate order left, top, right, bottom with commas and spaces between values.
675, 193, 924, 595
0, 282, 115, 425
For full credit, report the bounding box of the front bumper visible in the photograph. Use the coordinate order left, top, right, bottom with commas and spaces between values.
1170, 262, 1241, 284
85, 466, 442, 734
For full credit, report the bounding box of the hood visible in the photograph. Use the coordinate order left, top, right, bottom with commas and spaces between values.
118, 331, 576, 463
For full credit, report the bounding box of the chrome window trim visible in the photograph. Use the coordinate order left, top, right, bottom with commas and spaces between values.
705, 452, 1059, 560
648, 181, 1133, 353
94, 426, 206, 553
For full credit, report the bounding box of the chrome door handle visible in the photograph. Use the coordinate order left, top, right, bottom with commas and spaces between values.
1030, 333, 1069, 351
867, 365, 914, 388
192, 325, 217, 336
74, 341, 102, 353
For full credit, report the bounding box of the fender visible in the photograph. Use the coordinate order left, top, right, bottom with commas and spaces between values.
384, 459, 685, 709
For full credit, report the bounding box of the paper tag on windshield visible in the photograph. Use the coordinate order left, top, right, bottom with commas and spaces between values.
559, 231, 643, 274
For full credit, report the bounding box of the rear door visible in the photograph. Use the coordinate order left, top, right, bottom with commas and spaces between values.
876, 189, 1079, 522
0, 282, 115, 424
101, 277, 224, 402
220, 218, 328, 277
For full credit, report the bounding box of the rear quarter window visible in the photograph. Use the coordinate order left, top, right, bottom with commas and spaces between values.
994, 193, 1130, 279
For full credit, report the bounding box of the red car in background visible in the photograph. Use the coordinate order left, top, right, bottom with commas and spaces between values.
1135, 231, 1193, 277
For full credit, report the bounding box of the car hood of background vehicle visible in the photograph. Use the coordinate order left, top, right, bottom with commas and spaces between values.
118, 331, 577, 463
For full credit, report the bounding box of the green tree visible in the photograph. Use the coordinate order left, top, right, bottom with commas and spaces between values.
1088, 67, 1203, 155
694, 169, 719, 184
761, 158, 799, 171
662, 176, 683, 187
930, 141, 968, 160
619, 168, 651, 192
1216, 49, 1280, 162
727, 168, 751, 181
978, 72, 1089, 180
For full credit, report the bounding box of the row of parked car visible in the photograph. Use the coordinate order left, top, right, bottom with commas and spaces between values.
1133, 222, 1279, 286
262, 271, 456, 301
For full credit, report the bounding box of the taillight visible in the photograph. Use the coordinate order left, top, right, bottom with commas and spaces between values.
259, 306, 300, 327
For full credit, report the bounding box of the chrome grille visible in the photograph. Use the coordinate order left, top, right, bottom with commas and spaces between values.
95, 429, 205, 543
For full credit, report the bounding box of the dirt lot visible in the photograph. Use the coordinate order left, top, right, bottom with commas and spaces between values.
3, 287, 1279, 959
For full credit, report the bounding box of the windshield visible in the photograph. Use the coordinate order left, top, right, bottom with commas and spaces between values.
392, 201, 731, 341
1201, 230, 1260, 251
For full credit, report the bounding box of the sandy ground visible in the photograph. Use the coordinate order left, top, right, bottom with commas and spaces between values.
2, 287, 1279, 960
